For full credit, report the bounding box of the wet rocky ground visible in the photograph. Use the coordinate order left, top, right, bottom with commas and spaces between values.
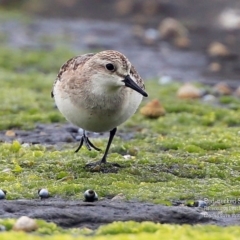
0, 123, 134, 146
0, 199, 237, 229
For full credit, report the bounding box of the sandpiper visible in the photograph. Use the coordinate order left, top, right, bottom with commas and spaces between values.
52, 50, 148, 166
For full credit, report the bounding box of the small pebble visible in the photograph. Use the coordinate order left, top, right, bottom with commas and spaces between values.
13, 216, 38, 232
158, 17, 188, 39
38, 188, 49, 199
143, 28, 159, 45
213, 82, 232, 96
115, 0, 134, 16
200, 211, 209, 217
39, 131, 47, 136
202, 94, 217, 103
142, 1, 159, 16
0, 225, 6, 231
158, 75, 173, 85
140, 99, 166, 119
0, 189, 7, 200
2, 168, 11, 173
177, 83, 202, 99
207, 42, 230, 57
234, 86, 240, 98
208, 62, 222, 72
123, 154, 132, 160
111, 193, 126, 201
132, 25, 144, 38
5, 130, 16, 137
21, 143, 30, 148
193, 200, 207, 208
84, 189, 98, 202
174, 36, 191, 49
89, 165, 101, 172
218, 8, 240, 30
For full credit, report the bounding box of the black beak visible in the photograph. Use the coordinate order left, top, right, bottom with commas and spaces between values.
122, 75, 148, 97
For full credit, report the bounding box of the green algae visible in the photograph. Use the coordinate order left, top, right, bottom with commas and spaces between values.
0, 47, 72, 130
1, 220, 240, 240
1, 75, 240, 207
1, 45, 240, 205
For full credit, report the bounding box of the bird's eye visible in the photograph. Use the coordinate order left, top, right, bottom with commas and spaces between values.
105, 63, 115, 71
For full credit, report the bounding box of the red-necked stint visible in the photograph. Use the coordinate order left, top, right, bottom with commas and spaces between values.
52, 50, 148, 166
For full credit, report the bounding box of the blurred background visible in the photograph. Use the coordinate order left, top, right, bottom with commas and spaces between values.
1, 0, 240, 83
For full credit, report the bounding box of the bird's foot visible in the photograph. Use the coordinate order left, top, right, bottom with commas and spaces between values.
75, 134, 101, 153
85, 160, 121, 173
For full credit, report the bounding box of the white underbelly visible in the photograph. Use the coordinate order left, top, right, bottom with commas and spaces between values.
54, 91, 142, 132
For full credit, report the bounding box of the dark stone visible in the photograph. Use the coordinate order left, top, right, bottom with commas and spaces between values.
0, 199, 220, 229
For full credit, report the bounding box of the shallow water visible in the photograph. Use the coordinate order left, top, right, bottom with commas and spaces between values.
0, 17, 208, 81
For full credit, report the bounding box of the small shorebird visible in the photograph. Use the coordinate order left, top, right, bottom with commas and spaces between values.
52, 50, 148, 166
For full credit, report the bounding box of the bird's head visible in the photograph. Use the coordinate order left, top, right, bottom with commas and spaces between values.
84, 50, 148, 97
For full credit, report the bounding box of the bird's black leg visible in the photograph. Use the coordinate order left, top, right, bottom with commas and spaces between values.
85, 127, 120, 168
75, 130, 101, 153
75, 136, 84, 153
100, 127, 117, 164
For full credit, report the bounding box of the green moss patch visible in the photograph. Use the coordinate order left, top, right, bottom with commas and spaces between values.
0, 220, 240, 239
1, 46, 240, 205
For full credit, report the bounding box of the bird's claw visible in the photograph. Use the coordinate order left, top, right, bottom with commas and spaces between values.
75, 133, 101, 153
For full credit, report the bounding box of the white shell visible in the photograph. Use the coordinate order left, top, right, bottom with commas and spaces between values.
38, 188, 49, 199
84, 189, 98, 202
0, 189, 6, 200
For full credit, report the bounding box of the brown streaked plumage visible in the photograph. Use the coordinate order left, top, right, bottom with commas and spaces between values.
52, 50, 148, 167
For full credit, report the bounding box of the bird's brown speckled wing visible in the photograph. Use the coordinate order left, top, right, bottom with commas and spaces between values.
130, 64, 146, 90
51, 53, 95, 98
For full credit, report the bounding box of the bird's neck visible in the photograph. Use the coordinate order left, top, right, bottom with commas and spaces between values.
90, 78, 122, 97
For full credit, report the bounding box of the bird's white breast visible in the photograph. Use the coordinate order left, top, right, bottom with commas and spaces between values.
54, 85, 142, 132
